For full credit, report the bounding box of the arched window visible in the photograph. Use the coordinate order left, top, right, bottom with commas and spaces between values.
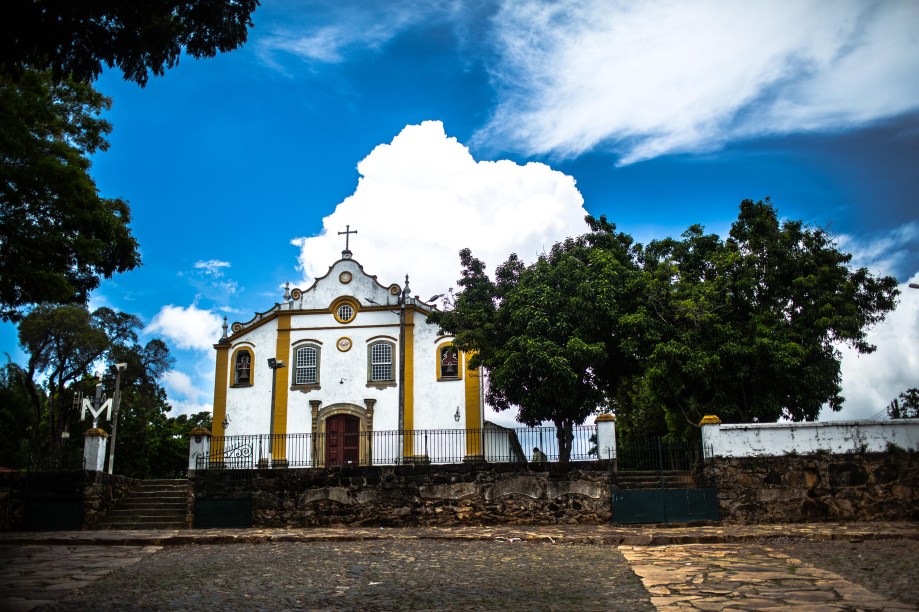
368, 341, 394, 383
295, 345, 320, 385
232, 348, 253, 386
439, 344, 460, 379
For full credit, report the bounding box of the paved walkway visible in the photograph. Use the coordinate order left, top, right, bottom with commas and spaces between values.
1, 522, 916, 611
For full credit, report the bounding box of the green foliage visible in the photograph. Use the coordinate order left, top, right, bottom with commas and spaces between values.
0, 70, 140, 321
0, 361, 34, 468
888, 388, 919, 419
621, 199, 899, 438
437, 199, 899, 445
431, 216, 647, 460
0, 1, 259, 86
18, 304, 140, 463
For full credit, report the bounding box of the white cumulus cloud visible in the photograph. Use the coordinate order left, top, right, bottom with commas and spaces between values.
479, 0, 919, 163
831, 273, 919, 421
290, 120, 590, 298
163, 369, 214, 417
145, 305, 224, 352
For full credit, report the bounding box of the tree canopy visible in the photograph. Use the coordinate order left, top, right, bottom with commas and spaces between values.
18, 303, 139, 462
0, 70, 140, 321
0, 0, 260, 86
430, 216, 647, 460
435, 200, 900, 446
623, 199, 900, 438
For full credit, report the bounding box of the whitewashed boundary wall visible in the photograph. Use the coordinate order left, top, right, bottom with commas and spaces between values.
700, 417, 919, 458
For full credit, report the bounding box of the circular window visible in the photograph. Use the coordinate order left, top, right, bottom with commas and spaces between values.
337, 303, 354, 322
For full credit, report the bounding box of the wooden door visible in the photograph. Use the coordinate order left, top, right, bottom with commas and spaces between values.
326, 414, 360, 466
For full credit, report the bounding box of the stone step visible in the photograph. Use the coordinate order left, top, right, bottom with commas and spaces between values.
106, 508, 187, 518
95, 521, 186, 530
119, 501, 187, 510
92, 479, 191, 530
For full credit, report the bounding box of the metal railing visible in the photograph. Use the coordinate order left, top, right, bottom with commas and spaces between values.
195, 425, 598, 470
615, 437, 706, 472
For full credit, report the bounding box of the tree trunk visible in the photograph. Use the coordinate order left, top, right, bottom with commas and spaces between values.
555, 419, 574, 462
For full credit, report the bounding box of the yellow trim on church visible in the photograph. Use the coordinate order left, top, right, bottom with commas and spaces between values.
210, 344, 230, 459
272, 313, 291, 462
464, 353, 483, 457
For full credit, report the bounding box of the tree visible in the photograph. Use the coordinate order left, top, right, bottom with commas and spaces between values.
431, 216, 647, 460
18, 304, 140, 462
0, 1, 260, 86
888, 389, 919, 419
0, 70, 141, 321
625, 199, 900, 438
0, 360, 34, 468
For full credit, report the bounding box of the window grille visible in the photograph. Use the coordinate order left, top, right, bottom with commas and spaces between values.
295, 346, 318, 385
370, 342, 393, 381
337, 304, 354, 322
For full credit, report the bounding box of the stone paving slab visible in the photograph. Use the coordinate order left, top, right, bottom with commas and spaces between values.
1, 521, 917, 547
620, 543, 916, 611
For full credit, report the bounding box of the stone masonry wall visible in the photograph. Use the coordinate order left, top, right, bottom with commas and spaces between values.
81, 472, 138, 528
192, 461, 613, 527
705, 451, 919, 524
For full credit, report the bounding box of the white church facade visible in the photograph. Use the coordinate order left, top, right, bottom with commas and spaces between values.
210, 238, 484, 467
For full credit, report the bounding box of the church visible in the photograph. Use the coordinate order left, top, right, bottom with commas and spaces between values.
210, 228, 484, 467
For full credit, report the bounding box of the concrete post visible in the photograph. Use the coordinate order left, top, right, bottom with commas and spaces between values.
699, 415, 721, 458
83, 428, 109, 472
595, 414, 617, 462
187, 427, 212, 475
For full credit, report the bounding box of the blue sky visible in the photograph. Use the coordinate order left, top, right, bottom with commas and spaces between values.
3, 0, 918, 422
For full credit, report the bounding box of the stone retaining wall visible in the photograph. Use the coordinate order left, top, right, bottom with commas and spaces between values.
705, 451, 919, 524
0, 471, 137, 531
192, 461, 613, 527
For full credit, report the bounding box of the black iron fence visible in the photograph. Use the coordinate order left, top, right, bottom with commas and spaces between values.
615, 437, 707, 472
195, 425, 598, 470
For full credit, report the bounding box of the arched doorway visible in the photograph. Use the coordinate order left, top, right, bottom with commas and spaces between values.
325, 413, 360, 466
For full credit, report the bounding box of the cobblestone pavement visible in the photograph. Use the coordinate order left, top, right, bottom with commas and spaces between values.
38, 541, 654, 611
0, 523, 916, 611
0, 545, 161, 612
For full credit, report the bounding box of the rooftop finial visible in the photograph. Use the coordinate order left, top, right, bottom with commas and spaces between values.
338, 224, 358, 259
221, 316, 228, 340
283, 281, 291, 302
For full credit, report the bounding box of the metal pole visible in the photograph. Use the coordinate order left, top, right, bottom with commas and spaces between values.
107, 366, 124, 475
398, 290, 406, 461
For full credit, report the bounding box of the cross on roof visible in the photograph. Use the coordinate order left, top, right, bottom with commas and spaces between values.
338, 224, 357, 256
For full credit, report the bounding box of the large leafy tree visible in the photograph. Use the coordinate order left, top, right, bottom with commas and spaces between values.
624, 199, 900, 438
0, 1, 259, 86
18, 304, 140, 462
0, 70, 140, 321
432, 216, 647, 460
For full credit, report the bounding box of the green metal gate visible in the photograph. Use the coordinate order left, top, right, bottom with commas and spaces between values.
611, 437, 718, 524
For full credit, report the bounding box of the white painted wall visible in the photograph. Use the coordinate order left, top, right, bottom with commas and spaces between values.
701, 419, 919, 458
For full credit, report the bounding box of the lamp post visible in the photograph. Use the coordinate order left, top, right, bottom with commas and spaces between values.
267, 357, 286, 463
106, 363, 127, 475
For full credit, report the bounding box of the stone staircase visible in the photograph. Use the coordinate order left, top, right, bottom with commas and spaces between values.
614, 470, 695, 490
93, 479, 189, 530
